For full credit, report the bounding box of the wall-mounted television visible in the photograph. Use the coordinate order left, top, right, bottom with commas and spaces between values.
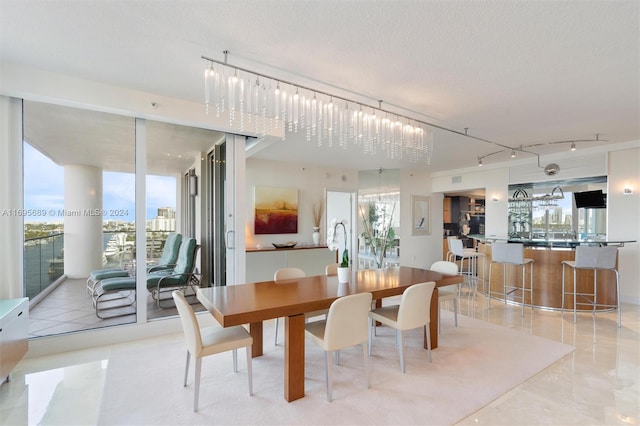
574, 190, 606, 209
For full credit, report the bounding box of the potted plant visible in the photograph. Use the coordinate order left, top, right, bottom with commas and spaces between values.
327, 219, 350, 283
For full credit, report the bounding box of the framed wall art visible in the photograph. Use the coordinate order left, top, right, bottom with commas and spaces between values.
411, 195, 430, 235
254, 186, 298, 234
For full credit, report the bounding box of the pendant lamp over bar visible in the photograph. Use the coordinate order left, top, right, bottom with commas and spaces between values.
201, 51, 434, 164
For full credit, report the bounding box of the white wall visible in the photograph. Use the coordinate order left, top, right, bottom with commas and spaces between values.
0, 96, 24, 299
398, 169, 443, 268
245, 158, 357, 248
607, 148, 640, 305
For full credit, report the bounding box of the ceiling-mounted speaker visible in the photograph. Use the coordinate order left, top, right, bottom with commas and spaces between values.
544, 163, 560, 176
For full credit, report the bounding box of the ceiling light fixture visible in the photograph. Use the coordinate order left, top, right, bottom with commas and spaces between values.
478, 157, 483, 166
477, 134, 607, 168
202, 51, 435, 163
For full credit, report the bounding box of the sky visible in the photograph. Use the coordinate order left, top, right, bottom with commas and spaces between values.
23, 143, 176, 223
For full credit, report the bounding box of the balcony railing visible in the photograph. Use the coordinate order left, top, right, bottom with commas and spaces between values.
24, 231, 172, 300
24, 233, 64, 299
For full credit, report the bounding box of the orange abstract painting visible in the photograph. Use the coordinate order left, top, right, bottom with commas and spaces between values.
254, 186, 298, 234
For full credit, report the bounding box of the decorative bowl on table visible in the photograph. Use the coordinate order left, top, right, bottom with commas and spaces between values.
272, 242, 297, 249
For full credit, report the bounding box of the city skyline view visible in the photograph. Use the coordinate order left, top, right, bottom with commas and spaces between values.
22, 143, 176, 223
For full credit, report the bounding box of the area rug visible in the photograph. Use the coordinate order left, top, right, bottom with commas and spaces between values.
97, 313, 574, 425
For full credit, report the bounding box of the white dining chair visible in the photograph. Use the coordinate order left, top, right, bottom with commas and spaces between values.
172, 290, 253, 412
325, 263, 339, 276
305, 292, 373, 401
273, 267, 306, 345
368, 281, 436, 373
430, 261, 459, 334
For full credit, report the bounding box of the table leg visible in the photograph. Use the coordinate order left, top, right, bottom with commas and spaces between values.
249, 322, 263, 358
426, 288, 439, 350
284, 314, 305, 402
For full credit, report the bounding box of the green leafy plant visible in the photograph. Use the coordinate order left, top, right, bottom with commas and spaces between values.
340, 247, 349, 268
359, 201, 396, 268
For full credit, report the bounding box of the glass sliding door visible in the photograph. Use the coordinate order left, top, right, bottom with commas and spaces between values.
23, 100, 137, 335
145, 120, 225, 318
21, 101, 232, 333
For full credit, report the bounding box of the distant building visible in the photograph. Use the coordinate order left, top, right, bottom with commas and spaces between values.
157, 207, 175, 219
147, 207, 176, 231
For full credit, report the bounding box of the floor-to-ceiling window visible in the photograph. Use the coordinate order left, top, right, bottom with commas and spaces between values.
357, 169, 400, 269
23, 100, 137, 335
22, 102, 229, 335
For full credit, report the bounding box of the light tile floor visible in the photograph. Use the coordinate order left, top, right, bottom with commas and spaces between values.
27, 278, 203, 337
1, 288, 638, 425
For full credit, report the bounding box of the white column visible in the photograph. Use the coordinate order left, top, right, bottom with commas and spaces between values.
226, 134, 246, 285
0, 96, 24, 299
63, 165, 103, 278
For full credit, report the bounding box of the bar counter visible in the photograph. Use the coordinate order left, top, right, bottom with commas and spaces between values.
468, 235, 634, 311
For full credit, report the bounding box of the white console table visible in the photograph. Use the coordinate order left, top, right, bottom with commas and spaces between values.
0, 298, 29, 384
246, 245, 337, 283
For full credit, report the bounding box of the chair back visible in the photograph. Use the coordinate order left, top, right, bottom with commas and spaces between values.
430, 261, 458, 275
491, 242, 525, 265
274, 267, 306, 281
449, 238, 465, 257
325, 263, 339, 276
447, 236, 457, 252
323, 292, 372, 351
173, 238, 198, 275
575, 245, 618, 269
172, 290, 202, 356
156, 233, 182, 266
397, 281, 436, 330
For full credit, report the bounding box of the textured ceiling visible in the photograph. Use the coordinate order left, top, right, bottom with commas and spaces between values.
1, 0, 638, 173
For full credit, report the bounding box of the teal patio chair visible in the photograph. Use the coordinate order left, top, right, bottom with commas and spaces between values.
93, 238, 200, 318
86, 233, 182, 295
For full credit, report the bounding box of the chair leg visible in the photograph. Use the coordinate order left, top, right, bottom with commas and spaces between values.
573, 268, 577, 324
453, 297, 458, 327
233, 348, 238, 373
183, 350, 190, 387
325, 350, 333, 402
368, 317, 373, 356
193, 357, 202, 412
397, 330, 405, 373
521, 264, 525, 317
614, 269, 621, 328
561, 263, 566, 317
503, 263, 508, 305
362, 342, 371, 389
425, 325, 432, 363
246, 345, 253, 396
437, 299, 441, 335
488, 262, 493, 309
274, 318, 279, 345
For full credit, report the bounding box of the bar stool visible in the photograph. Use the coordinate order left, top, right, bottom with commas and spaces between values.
449, 238, 485, 294
487, 242, 534, 316
561, 245, 620, 327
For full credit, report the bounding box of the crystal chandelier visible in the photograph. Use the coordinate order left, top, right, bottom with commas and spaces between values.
202, 52, 434, 163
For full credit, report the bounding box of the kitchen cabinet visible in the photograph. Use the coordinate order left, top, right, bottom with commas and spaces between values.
443, 197, 452, 223
1, 298, 29, 384
444, 196, 469, 224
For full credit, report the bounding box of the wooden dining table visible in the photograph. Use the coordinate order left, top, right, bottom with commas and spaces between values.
196, 265, 463, 402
